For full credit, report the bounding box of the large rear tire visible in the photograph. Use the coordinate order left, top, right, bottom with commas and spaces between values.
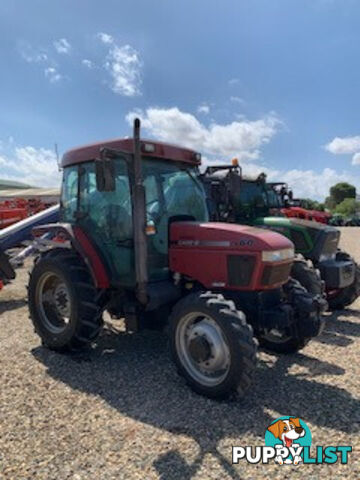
169, 291, 258, 399
327, 250, 360, 310
28, 249, 103, 352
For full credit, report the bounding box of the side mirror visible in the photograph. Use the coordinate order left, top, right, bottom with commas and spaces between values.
288, 189, 293, 200
95, 158, 115, 192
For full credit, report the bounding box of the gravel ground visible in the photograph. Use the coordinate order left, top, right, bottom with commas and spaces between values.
0, 227, 360, 479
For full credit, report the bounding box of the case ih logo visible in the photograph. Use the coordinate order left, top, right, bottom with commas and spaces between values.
232, 416, 352, 465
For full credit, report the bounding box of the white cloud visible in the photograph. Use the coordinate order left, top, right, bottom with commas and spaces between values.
230, 96, 245, 104
124, 106, 360, 200
215, 162, 359, 201
126, 107, 280, 160
20, 44, 48, 63
97, 32, 114, 44
103, 43, 142, 96
352, 153, 360, 165
325, 135, 360, 169
325, 135, 360, 154
268, 167, 357, 200
53, 38, 71, 54
197, 104, 210, 115
228, 78, 240, 86
44, 67, 62, 83
82, 59, 93, 69
20, 42, 64, 83
0, 144, 60, 187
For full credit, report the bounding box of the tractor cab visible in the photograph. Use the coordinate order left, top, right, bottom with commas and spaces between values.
61, 141, 208, 287
202, 166, 280, 222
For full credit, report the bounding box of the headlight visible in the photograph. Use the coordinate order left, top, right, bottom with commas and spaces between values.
262, 248, 294, 262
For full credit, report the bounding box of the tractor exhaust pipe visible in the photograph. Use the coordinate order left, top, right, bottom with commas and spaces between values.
133, 118, 148, 305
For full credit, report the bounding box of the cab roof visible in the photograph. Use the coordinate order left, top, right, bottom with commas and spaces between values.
61, 138, 201, 168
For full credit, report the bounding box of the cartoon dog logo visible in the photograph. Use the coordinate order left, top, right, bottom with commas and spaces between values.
267, 417, 306, 465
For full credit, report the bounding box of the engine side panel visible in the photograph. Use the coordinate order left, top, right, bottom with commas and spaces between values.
169, 221, 293, 291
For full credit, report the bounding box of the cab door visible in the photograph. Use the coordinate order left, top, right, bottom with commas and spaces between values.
77, 157, 135, 287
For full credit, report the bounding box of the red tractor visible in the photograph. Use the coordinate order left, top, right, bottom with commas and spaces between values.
270, 183, 332, 224
28, 120, 323, 399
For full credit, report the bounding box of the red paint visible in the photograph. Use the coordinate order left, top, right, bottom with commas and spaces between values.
282, 207, 331, 224
169, 222, 293, 291
0, 207, 27, 228
0, 198, 56, 229
73, 226, 110, 288
62, 138, 200, 168
326, 288, 341, 298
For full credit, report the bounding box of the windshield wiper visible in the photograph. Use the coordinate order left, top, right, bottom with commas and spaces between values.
183, 168, 203, 191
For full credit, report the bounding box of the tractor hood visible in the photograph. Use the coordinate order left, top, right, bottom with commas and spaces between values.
257, 216, 329, 231
254, 216, 340, 260
170, 221, 293, 252
169, 222, 294, 291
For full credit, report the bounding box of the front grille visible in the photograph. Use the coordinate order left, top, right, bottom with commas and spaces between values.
307, 227, 321, 243
261, 262, 292, 286
227, 255, 256, 287
322, 230, 340, 256
290, 229, 309, 250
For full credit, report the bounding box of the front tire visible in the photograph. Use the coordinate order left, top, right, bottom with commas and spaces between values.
291, 255, 324, 297
28, 250, 103, 351
259, 279, 324, 354
169, 291, 258, 399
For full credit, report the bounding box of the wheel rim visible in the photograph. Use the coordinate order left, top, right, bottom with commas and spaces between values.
36, 272, 72, 334
262, 329, 292, 344
175, 312, 231, 387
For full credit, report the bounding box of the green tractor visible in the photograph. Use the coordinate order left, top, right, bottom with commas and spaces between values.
202, 164, 360, 310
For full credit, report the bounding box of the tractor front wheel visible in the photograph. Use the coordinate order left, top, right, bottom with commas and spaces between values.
28, 250, 103, 352
259, 279, 324, 354
291, 255, 324, 297
169, 291, 257, 399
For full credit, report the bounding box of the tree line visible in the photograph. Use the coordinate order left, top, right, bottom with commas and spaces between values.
300, 183, 360, 217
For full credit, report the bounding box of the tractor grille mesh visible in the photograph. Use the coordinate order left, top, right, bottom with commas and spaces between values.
227, 255, 256, 287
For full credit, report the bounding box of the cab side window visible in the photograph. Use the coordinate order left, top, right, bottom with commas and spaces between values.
79, 160, 132, 242
61, 166, 78, 222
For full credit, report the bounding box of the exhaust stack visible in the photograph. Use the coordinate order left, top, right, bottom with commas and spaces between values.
132, 118, 148, 305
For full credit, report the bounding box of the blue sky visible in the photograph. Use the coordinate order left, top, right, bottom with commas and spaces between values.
1, 0, 360, 199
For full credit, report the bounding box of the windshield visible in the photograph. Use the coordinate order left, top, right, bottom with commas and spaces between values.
265, 185, 282, 208
143, 159, 209, 280
143, 160, 209, 222
237, 181, 267, 206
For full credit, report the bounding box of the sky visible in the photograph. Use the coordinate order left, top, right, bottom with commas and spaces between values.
1, 0, 360, 200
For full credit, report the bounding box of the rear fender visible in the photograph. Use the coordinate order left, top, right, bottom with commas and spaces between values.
32, 223, 110, 288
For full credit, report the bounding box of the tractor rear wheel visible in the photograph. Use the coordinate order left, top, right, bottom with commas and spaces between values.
328, 250, 360, 310
169, 291, 258, 399
28, 249, 103, 352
